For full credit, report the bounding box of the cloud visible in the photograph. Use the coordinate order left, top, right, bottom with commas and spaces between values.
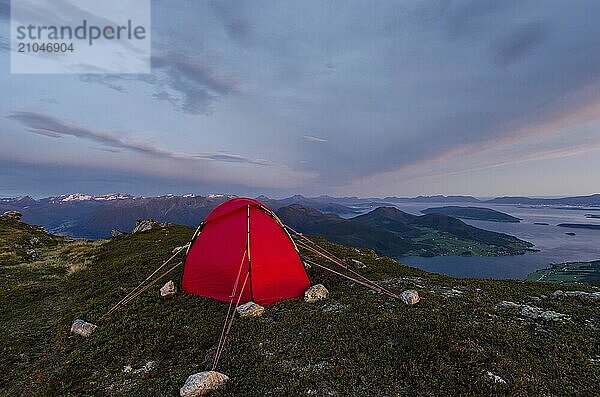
492, 22, 551, 65
302, 135, 327, 143
195, 152, 270, 165
150, 54, 240, 114
82, 54, 242, 114
4, 1, 600, 197
79, 75, 126, 93
210, 0, 254, 46
7, 110, 268, 165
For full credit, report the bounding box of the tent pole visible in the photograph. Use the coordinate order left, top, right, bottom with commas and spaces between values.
247, 205, 254, 301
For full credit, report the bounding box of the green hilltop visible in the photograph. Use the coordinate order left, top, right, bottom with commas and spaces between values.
1, 217, 599, 396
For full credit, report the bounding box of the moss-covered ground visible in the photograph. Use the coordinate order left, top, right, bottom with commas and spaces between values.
1, 219, 599, 396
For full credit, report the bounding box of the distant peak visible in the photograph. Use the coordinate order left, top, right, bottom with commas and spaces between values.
51, 193, 134, 203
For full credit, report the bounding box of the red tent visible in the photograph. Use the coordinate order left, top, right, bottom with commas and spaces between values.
182, 198, 311, 306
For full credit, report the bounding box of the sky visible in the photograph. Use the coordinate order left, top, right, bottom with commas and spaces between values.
1, 0, 600, 198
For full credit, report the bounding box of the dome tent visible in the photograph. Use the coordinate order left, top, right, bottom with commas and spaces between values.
182, 198, 311, 306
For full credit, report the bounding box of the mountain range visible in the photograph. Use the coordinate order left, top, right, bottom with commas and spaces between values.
1, 192, 598, 241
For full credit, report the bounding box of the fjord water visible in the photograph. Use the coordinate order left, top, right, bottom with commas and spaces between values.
378, 202, 600, 280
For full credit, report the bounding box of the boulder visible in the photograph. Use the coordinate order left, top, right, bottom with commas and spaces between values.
160, 280, 177, 297
304, 284, 329, 303
132, 219, 161, 234
552, 290, 600, 299
399, 290, 420, 305
70, 319, 97, 337
519, 305, 571, 322
236, 301, 265, 317
1, 211, 22, 221
497, 301, 571, 321
180, 371, 229, 397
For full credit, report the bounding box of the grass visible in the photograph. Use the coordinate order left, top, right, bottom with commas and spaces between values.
527, 261, 600, 285
1, 219, 599, 396
408, 227, 526, 257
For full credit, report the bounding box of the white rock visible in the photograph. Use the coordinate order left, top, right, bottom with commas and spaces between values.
519, 306, 571, 322
553, 290, 600, 299
304, 284, 329, 303
399, 290, 420, 305
139, 361, 156, 374
497, 301, 571, 321
132, 219, 160, 234
485, 371, 507, 384
180, 371, 229, 397
70, 319, 97, 337
497, 301, 519, 309
351, 259, 366, 269
123, 361, 157, 374
172, 245, 186, 254
236, 301, 265, 317
160, 280, 177, 297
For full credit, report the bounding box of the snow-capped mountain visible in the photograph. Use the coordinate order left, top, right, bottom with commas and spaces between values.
49, 193, 136, 203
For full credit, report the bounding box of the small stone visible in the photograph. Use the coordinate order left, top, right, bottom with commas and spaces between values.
180, 371, 229, 397
399, 290, 420, 305
485, 371, 507, 384
304, 284, 329, 303
123, 365, 133, 373
70, 319, 97, 337
236, 301, 264, 317
160, 280, 177, 297
138, 361, 156, 373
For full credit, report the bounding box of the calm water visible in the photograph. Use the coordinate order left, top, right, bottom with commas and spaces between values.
351, 202, 600, 280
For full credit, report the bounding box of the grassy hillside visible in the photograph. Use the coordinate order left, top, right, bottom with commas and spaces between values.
279, 205, 533, 257
1, 218, 599, 396
527, 261, 600, 285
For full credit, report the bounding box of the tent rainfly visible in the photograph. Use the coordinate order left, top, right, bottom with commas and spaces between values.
182, 198, 311, 306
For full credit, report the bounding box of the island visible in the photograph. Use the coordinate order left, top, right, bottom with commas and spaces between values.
421, 206, 521, 223
557, 223, 600, 230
